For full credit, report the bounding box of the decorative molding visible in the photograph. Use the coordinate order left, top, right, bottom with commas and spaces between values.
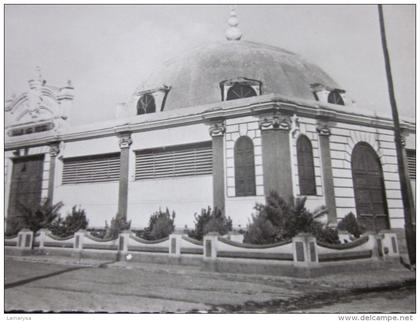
119, 133, 133, 149
209, 122, 226, 137
259, 114, 291, 131
290, 114, 301, 138
49, 143, 60, 157
316, 123, 331, 136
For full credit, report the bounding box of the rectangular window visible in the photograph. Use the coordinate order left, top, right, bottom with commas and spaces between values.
135, 142, 212, 180
406, 149, 416, 179
62, 153, 120, 184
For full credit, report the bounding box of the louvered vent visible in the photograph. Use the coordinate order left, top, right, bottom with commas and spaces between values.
406, 149, 416, 179
136, 142, 212, 180
62, 153, 120, 184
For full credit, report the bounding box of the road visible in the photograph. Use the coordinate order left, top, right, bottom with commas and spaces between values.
5, 256, 415, 313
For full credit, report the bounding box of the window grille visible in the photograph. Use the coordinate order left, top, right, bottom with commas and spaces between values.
135, 142, 212, 180
406, 149, 416, 179
297, 135, 316, 195
327, 90, 345, 105
62, 153, 120, 184
227, 84, 257, 100
234, 136, 256, 196
137, 94, 156, 115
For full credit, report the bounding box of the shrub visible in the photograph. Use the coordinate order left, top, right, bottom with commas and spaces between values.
49, 206, 89, 237
16, 199, 63, 236
243, 211, 278, 245
244, 191, 339, 244
189, 207, 232, 240
142, 208, 175, 240
5, 215, 23, 237
103, 212, 131, 240
337, 212, 365, 238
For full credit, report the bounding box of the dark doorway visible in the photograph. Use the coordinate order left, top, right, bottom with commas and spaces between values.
351, 143, 389, 232
7, 154, 45, 224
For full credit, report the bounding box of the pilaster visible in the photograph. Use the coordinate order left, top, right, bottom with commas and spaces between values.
316, 122, 337, 223
118, 132, 132, 220
209, 122, 226, 213
259, 113, 293, 200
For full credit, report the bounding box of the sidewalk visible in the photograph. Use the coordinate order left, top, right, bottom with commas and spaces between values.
5, 254, 416, 313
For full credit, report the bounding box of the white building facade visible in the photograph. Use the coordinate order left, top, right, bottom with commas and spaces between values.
5, 12, 415, 248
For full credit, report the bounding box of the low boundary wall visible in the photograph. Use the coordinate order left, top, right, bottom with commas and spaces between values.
5, 229, 401, 277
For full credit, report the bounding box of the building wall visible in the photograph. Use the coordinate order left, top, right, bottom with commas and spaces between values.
224, 116, 265, 227
128, 124, 213, 228
290, 116, 325, 211
329, 122, 404, 228
54, 136, 120, 227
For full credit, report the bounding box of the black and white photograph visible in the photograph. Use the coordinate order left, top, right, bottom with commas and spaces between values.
3, 3, 416, 315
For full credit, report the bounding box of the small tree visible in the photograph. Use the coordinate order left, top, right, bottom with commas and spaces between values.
337, 212, 365, 238
103, 212, 131, 240
49, 206, 89, 237
189, 207, 232, 240
16, 199, 64, 246
142, 208, 176, 240
244, 191, 339, 244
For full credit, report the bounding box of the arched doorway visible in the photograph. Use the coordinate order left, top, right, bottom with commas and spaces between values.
351, 142, 389, 232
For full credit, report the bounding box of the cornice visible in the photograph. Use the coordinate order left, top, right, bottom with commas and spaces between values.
5, 94, 415, 150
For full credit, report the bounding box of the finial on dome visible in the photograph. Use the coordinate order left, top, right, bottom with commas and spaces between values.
35, 66, 42, 81
225, 5, 242, 41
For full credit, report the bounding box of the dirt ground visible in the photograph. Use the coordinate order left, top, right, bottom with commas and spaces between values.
4, 256, 416, 313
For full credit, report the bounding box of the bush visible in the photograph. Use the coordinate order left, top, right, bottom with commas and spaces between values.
16, 199, 63, 236
142, 208, 175, 240
103, 212, 131, 240
5, 215, 23, 237
244, 191, 339, 244
49, 206, 89, 237
189, 207, 232, 240
337, 212, 365, 238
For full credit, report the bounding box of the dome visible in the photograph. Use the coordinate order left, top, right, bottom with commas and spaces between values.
141, 40, 341, 111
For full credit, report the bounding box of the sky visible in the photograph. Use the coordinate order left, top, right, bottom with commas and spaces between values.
5, 4, 415, 126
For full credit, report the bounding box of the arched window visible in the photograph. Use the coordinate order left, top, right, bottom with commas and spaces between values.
137, 94, 156, 115
297, 135, 316, 195
328, 90, 345, 105
227, 83, 257, 101
234, 136, 256, 196
351, 142, 389, 232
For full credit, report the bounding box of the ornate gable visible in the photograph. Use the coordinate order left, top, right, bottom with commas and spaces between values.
5, 68, 74, 139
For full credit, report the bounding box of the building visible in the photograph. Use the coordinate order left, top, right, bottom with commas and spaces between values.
5, 8, 415, 245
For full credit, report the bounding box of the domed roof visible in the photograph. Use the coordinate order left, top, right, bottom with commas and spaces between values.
141, 40, 341, 111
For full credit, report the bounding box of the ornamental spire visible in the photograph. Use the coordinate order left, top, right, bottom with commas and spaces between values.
225, 5, 242, 41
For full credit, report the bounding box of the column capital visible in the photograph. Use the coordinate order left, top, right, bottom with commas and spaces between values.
209, 122, 225, 137
49, 143, 60, 157
119, 133, 132, 149
259, 114, 291, 131
316, 123, 331, 136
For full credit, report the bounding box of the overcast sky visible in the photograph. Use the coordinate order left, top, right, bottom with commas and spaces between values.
5, 4, 415, 125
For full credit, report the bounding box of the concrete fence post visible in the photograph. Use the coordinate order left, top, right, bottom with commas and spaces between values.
380, 231, 400, 258
227, 231, 243, 243
38, 229, 48, 249
74, 230, 85, 251
363, 232, 381, 259
292, 233, 318, 267
169, 232, 182, 257
18, 229, 33, 249
119, 230, 130, 254
203, 232, 219, 260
